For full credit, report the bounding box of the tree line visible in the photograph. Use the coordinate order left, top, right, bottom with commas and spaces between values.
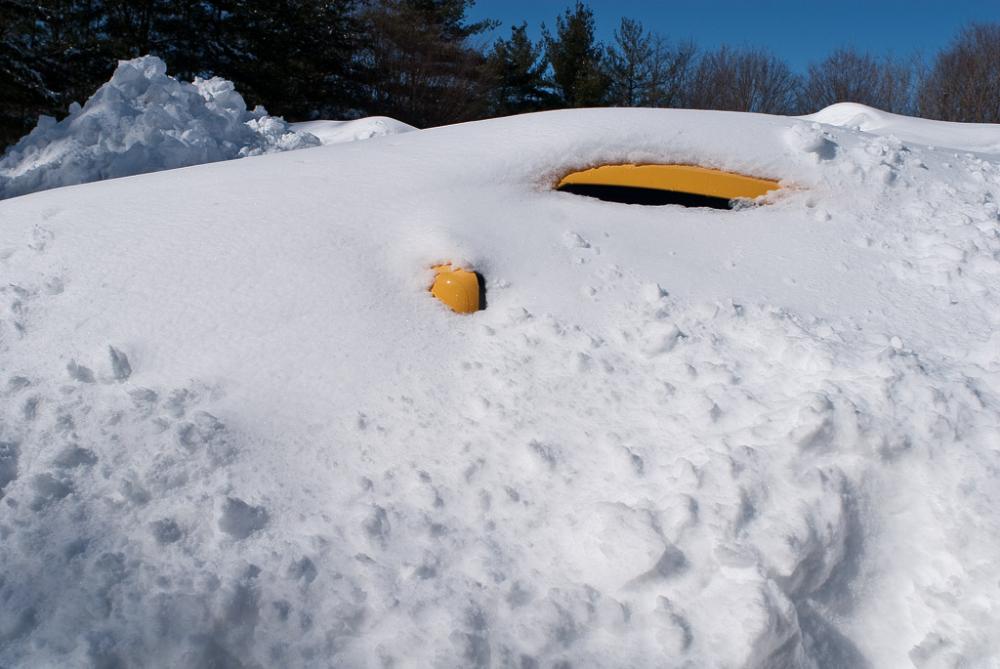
3, 0, 1000, 150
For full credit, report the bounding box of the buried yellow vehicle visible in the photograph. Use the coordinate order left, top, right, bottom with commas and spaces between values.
4, 98, 1000, 669
430, 264, 481, 313
430, 164, 782, 313
557, 163, 782, 208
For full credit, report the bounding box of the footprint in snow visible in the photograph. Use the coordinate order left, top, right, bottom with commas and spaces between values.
28, 226, 54, 252
67, 361, 95, 383
0, 441, 19, 497
563, 230, 599, 254
65, 347, 131, 385
218, 497, 269, 539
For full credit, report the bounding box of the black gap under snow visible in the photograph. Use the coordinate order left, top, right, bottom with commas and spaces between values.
558, 184, 733, 209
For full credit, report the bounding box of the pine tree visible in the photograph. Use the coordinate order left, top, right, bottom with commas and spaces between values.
0, 1, 48, 146
357, 0, 495, 126
205, 0, 362, 120
542, 2, 607, 108
0, 0, 116, 149
605, 18, 695, 108
35, 0, 114, 103
486, 22, 549, 116
605, 18, 652, 107
100, 0, 218, 78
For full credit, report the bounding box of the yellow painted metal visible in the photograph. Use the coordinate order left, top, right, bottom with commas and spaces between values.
557, 164, 780, 200
430, 265, 480, 313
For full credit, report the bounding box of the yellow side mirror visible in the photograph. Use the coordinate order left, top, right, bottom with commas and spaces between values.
430, 265, 480, 313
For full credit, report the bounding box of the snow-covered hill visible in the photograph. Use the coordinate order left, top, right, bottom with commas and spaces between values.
1, 102, 999, 668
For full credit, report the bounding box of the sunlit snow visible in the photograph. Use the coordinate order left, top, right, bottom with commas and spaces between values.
0, 57, 412, 201
1, 64, 1000, 668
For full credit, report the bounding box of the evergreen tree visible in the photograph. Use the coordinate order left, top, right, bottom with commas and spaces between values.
357, 0, 495, 127
486, 22, 549, 116
0, 0, 114, 148
206, 0, 362, 120
0, 1, 48, 146
604, 17, 694, 108
542, 2, 607, 107
605, 18, 653, 107
35, 0, 113, 102
101, 0, 218, 78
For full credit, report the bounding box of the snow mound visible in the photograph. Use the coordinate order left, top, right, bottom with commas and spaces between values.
1, 107, 1000, 667
805, 102, 1000, 153
0, 56, 320, 200
291, 117, 416, 145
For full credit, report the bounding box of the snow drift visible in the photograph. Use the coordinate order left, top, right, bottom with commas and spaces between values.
0, 57, 411, 201
805, 101, 1000, 153
1, 103, 1000, 668
291, 117, 417, 146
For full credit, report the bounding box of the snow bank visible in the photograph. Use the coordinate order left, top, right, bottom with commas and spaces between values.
0, 56, 320, 200
805, 102, 1000, 153
291, 116, 416, 145
1, 107, 1000, 667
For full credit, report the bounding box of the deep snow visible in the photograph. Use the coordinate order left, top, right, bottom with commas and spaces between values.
1, 99, 1000, 668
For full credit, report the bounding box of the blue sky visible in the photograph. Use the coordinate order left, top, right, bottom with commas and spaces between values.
466, 0, 1000, 71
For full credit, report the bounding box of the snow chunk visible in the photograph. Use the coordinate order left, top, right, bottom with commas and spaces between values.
0, 56, 320, 200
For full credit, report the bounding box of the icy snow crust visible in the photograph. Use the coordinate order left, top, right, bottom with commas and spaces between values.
1, 106, 1000, 668
0, 57, 321, 200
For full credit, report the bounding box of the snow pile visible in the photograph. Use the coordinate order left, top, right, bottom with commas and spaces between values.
805, 102, 1000, 153
0, 56, 320, 200
291, 117, 416, 145
1, 107, 1000, 667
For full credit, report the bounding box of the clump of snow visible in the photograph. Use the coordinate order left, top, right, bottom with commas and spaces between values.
785, 122, 838, 162
291, 116, 416, 145
0, 56, 320, 200
1, 106, 1000, 667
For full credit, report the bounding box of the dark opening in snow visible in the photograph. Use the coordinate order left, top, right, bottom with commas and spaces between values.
557, 183, 734, 209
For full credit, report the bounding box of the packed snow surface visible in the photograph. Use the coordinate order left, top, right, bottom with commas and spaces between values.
0, 56, 324, 200
2, 104, 1000, 668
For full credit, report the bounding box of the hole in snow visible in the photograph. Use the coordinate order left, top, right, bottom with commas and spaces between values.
556, 164, 780, 209
558, 184, 734, 209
